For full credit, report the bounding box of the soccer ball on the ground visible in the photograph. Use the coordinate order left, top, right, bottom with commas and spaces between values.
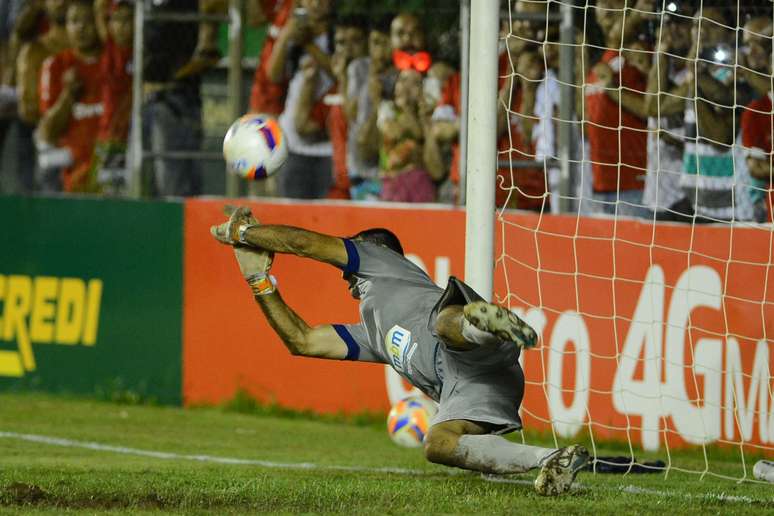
386, 396, 438, 448
754, 460, 774, 483
223, 114, 287, 180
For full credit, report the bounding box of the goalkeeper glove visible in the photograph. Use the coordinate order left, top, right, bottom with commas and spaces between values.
211, 205, 259, 245
233, 245, 276, 296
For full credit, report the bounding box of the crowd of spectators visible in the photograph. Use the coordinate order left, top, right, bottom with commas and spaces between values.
1, 0, 773, 224
0, 0, 134, 194
579, 0, 774, 223
0, 0, 209, 195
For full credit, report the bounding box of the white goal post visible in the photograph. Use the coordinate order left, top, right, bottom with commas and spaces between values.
464, 0, 500, 301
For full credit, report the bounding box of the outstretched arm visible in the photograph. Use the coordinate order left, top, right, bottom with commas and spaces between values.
255, 290, 349, 359
211, 207, 349, 268
241, 224, 349, 267
231, 244, 350, 360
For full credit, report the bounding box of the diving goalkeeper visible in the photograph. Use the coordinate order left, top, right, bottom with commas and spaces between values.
211, 206, 589, 496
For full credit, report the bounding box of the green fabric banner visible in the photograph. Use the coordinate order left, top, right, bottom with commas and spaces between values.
0, 196, 183, 404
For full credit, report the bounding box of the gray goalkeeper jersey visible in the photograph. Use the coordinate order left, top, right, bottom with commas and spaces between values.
333, 239, 525, 431
334, 239, 445, 400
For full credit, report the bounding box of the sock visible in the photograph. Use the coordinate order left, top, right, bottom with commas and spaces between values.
454, 434, 557, 474
461, 318, 501, 347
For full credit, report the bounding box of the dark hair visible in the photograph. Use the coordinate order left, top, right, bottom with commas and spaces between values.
350, 228, 404, 255
69, 0, 95, 10
368, 15, 393, 35
431, 27, 460, 66
335, 14, 368, 31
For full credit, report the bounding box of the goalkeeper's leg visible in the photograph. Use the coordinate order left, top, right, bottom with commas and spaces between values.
434, 303, 537, 350
424, 420, 588, 496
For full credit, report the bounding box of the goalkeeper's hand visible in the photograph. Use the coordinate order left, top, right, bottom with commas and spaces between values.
233, 245, 276, 296
210, 204, 259, 245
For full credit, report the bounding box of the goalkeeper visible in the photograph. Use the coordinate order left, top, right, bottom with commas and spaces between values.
211, 206, 589, 496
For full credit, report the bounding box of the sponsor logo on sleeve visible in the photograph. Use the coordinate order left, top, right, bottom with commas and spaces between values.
384, 324, 417, 376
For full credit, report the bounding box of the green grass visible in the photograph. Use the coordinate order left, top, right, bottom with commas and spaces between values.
0, 393, 772, 514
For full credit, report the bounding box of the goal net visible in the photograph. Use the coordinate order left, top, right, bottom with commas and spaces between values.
496, 0, 774, 482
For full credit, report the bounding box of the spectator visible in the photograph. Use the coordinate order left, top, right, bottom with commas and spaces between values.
272, 0, 335, 199
346, 12, 429, 201
389, 11, 427, 66
142, 0, 203, 197
740, 15, 773, 99
496, 0, 548, 210
740, 17, 773, 222
643, 6, 693, 219
0, 1, 15, 91
377, 68, 435, 202
421, 59, 456, 203
584, 0, 650, 217
531, 10, 561, 213
425, 65, 461, 203
0, 0, 22, 129
532, 10, 587, 215
500, 49, 547, 210
37, 0, 103, 193
0, 0, 36, 193
421, 47, 455, 111
596, 37, 653, 213
595, 0, 653, 51
679, 7, 754, 221
249, 0, 294, 115
90, 0, 133, 194
15, 0, 69, 191
245, 0, 290, 32
428, 1, 549, 209
419, 24, 461, 203
0, 0, 31, 106
295, 18, 366, 199
512, 0, 569, 212
329, 20, 367, 198
741, 88, 774, 223
17, 0, 68, 129
345, 18, 394, 200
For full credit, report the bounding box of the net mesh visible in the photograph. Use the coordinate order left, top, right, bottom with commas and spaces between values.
497, 0, 774, 482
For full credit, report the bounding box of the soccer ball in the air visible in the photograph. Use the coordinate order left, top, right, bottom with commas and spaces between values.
223, 114, 287, 180
387, 396, 437, 448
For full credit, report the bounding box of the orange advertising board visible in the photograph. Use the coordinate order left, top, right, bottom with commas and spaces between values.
183, 200, 465, 414
184, 199, 774, 452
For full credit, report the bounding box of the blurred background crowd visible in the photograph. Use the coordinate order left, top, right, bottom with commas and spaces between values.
0, 0, 773, 223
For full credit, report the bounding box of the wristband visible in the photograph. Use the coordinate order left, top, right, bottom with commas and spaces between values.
237, 223, 255, 244
246, 273, 277, 296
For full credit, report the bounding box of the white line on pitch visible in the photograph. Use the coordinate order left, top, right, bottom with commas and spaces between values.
619, 485, 763, 504
0, 431, 437, 476
0, 431, 770, 505
483, 474, 768, 504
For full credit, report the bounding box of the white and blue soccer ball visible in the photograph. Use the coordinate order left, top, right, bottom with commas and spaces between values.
387, 396, 438, 448
223, 114, 288, 180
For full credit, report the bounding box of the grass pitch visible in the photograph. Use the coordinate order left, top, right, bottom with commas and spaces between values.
0, 393, 772, 514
